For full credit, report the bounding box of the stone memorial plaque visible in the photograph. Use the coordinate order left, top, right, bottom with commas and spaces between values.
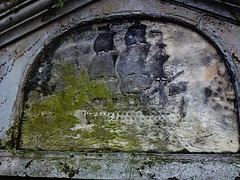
20, 20, 239, 153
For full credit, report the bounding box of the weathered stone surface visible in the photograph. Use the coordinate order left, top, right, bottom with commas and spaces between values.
117, 43, 150, 78
19, 20, 239, 153
94, 30, 116, 53
0, 0, 239, 153
199, 16, 240, 60
124, 22, 147, 46
120, 75, 154, 94
0, 0, 240, 178
89, 53, 117, 78
169, 82, 188, 96
1, 151, 240, 179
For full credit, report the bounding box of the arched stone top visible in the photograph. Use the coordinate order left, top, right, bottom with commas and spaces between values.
20, 20, 239, 153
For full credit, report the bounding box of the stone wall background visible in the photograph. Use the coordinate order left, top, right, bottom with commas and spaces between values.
0, 0, 240, 179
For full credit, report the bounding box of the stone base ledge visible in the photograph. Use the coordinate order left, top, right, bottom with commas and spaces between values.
0, 150, 240, 179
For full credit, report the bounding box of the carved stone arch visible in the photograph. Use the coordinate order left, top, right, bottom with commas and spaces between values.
16, 11, 240, 136
18, 16, 239, 153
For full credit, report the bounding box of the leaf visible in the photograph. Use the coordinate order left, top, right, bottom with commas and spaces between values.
56, 0, 64, 8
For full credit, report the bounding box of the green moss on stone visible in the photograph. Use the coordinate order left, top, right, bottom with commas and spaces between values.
0, 125, 17, 150
21, 64, 140, 151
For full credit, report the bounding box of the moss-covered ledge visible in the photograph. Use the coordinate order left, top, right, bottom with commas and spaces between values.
0, 150, 240, 179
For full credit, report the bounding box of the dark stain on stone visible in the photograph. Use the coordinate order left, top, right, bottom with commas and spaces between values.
118, 22, 172, 106
98, 24, 111, 31
70, 154, 74, 158
137, 167, 143, 176
83, 46, 91, 54
69, 170, 79, 178
146, 54, 169, 79
199, 51, 211, 66
168, 177, 179, 180
27, 59, 53, 95
25, 159, 34, 168
180, 96, 186, 117
113, 54, 118, 66
94, 30, 116, 54
139, 91, 150, 107
149, 30, 162, 38
213, 92, 218, 97
227, 97, 236, 102
203, 56, 211, 66
159, 81, 168, 106
150, 30, 162, 34
89, 53, 117, 78
169, 82, 188, 96
143, 161, 155, 168
224, 106, 229, 110
59, 162, 79, 178
158, 42, 167, 48
117, 43, 150, 78
120, 75, 153, 94
136, 161, 155, 177
204, 87, 212, 98
150, 172, 156, 179
232, 52, 240, 64
124, 21, 147, 46
212, 103, 222, 110
41, 7, 56, 22
216, 87, 222, 93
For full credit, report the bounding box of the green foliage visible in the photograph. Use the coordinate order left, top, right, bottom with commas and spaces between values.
56, 0, 64, 8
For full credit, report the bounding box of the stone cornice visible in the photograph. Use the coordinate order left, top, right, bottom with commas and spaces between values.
0, 0, 239, 49
163, 0, 240, 24
1, 150, 240, 179
0, 0, 99, 48
0, 0, 28, 14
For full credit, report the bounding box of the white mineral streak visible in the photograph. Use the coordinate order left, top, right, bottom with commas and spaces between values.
70, 110, 94, 131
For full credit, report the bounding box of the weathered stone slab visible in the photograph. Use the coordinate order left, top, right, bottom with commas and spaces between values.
0, 151, 240, 179
19, 20, 239, 153
0, 0, 240, 179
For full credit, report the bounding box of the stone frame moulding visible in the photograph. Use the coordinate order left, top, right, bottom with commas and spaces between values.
0, 0, 240, 179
